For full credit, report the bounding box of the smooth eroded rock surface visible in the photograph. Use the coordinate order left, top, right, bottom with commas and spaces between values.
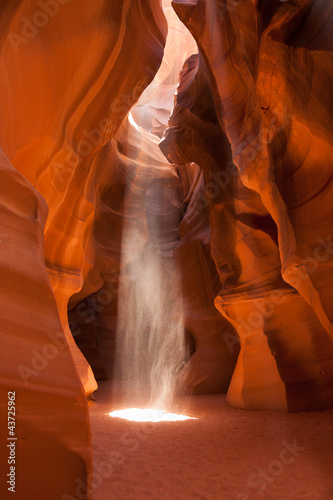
160, 0, 333, 411
1, 5, 333, 499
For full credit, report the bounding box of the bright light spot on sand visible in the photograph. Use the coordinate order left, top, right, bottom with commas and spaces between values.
109, 408, 196, 422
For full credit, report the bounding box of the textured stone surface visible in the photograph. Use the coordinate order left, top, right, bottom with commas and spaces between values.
1, 4, 333, 498
1, 0, 168, 396
68, 3, 238, 397
0, 1, 168, 498
0, 149, 91, 499
160, 0, 333, 411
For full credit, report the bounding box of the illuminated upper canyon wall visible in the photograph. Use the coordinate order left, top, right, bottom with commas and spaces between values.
68, 0, 239, 398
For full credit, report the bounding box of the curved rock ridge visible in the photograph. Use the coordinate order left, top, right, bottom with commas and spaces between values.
0, 1, 169, 498
67, 2, 238, 396
160, 0, 333, 411
67, 115, 182, 380
131, 0, 197, 137
1, 14, 332, 500
174, 163, 240, 394
0, 0, 168, 395
0, 148, 91, 499
69, 110, 238, 396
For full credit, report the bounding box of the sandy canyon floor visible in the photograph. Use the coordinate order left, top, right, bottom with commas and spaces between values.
89, 381, 333, 500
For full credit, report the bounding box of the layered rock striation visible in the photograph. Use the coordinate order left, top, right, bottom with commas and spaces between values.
161, 0, 333, 411
0, 1, 168, 498
1, 3, 333, 498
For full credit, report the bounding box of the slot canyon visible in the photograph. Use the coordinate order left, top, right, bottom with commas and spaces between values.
0, 0, 332, 499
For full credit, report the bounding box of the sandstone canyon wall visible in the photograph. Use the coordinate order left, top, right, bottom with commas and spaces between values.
1, 0, 333, 497
161, 0, 333, 411
0, 1, 168, 498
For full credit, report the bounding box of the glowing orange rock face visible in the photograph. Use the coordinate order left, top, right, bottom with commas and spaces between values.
1, 2, 333, 497
66, 3, 238, 398
161, 0, 333, 411
0, 0, 167, 391
0, 1, 168, 498
0, 148, 92, 498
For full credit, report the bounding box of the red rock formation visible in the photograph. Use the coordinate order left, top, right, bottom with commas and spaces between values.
0, 149, 91, 498
69, 109, 239, 396
0, 1, 168, 498
1, 0, 167, 396
161, 0, 333, 411
67, 4, 238, 397
1, 2, 333, 497
173, 162, 240, 394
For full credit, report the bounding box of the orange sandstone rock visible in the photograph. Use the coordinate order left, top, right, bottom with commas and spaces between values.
0, 149, 91, 499
0, 0, 168, 497
161, 0, 333, 411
